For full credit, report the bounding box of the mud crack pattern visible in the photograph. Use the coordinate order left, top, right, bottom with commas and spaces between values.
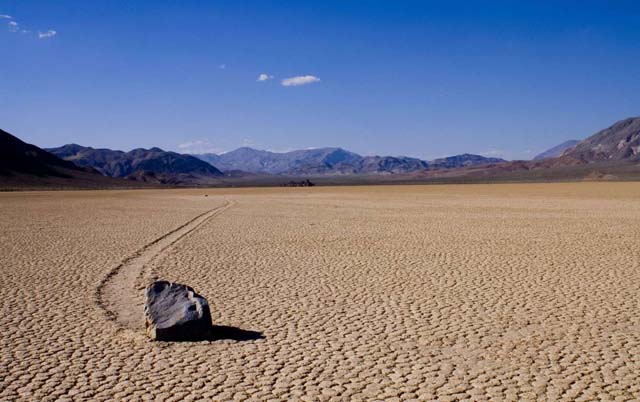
1, 184, 640, 401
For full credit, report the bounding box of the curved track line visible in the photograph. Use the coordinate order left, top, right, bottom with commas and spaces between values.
94, 200, 234, 333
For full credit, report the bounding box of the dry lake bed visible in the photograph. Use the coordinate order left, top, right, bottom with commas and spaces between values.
2, 183, 640, 401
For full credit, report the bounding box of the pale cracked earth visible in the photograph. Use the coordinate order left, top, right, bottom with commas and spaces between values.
2, 183, 640, 401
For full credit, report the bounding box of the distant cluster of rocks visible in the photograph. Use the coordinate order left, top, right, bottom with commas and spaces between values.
280, 179, 315, 187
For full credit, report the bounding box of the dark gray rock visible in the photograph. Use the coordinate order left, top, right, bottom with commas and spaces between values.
144, 281, 213, 341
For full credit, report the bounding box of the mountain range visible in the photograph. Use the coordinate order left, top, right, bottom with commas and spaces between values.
195, 148, 503, 175
46, 144, 224, 184
429, 154, 505, 169
2, 115, 640, 189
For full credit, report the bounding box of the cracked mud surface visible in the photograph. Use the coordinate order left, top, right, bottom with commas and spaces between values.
2, 183, 640, 401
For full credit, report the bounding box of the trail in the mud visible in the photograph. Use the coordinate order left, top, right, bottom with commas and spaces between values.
96, 200, 233, 332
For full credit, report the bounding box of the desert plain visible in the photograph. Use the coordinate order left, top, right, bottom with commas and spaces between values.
1, 182, 640, 401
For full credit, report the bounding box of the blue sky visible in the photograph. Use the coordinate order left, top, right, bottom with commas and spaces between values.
2, 1, 640, 160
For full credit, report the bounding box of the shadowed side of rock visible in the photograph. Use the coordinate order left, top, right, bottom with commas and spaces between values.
144, 281, 213, 341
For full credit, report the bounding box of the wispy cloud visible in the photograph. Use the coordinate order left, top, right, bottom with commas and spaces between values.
3, 14, 54, 38
281, 75, 320, 87
479, 148, 530, 160
266, 147, 294, 153
481, 148, 507, 157
257, 73, 274, 82
178, 139, 224, 154
241, 138, 257, 147
38, 29, 56, 39
218, 63, 226, 70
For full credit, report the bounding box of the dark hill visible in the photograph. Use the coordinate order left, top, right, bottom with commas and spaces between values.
47, 144, 224, 182
0, 129, 145, 189
0, 129, 84, 177
562, 117, 640, 162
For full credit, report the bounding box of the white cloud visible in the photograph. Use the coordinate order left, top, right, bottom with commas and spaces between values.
7, 20, 20, 32
0, 15, 12, 19
241, 138, 257, 147
477, 149, 512, 160
178, 140, 224, 154
218, 64, 226, 70
257, 73, 274, 82
38, 29, 56, 39
281, 75, 320, 87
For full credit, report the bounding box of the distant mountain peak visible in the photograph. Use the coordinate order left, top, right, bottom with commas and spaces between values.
533, 140, 580, 160
560, 116, 640, 162
429, 154, 505, 169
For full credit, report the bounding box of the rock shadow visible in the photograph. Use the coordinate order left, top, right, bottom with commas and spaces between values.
163, 326, 265, 343
209, 325, 265, 341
